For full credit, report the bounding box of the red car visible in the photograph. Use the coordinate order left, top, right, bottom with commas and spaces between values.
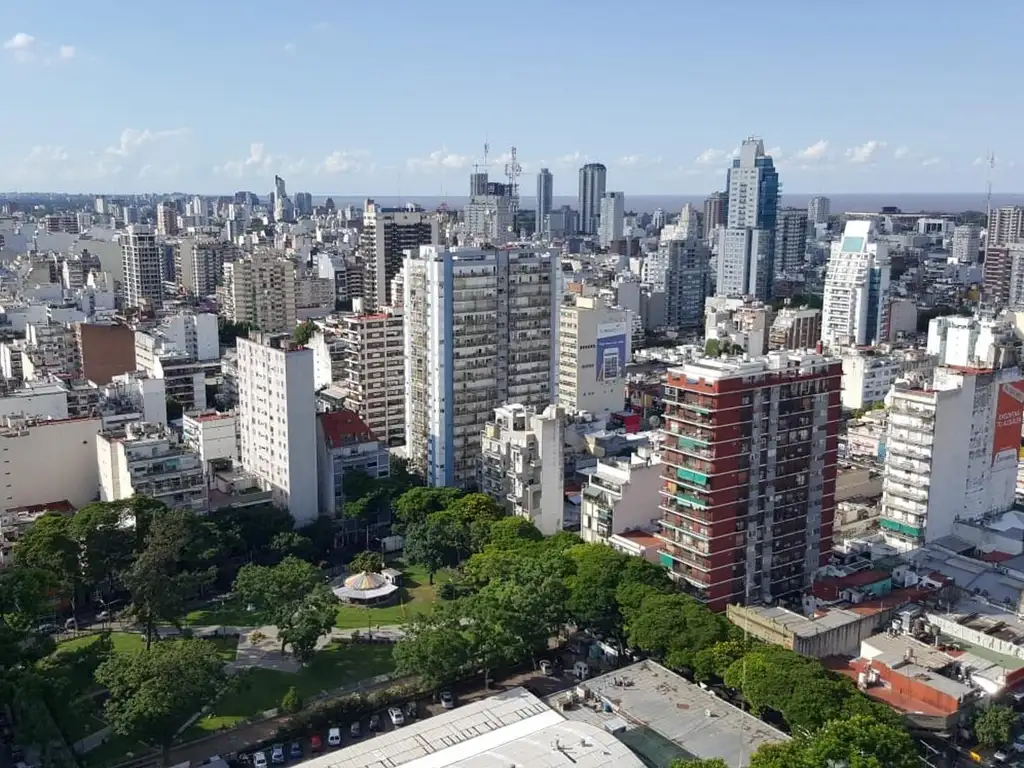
310, 735, 323, 753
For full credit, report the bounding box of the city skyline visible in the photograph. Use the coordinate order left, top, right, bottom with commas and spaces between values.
2, 0, 1021, 195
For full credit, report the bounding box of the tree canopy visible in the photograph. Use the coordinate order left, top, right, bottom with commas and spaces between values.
97, 638, 226, 765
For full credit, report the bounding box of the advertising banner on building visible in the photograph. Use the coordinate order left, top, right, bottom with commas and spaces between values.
595, 322, 628, 382
992, 380, 1024, 465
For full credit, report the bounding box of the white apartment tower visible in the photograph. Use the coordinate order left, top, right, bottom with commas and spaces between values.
677, 203, 700, 240
599, 192, 625, 247
807, 196, 830, 225
821, 220, 891, 349
558, 296, 630, 417
360, 200, 439, 309
988, 206, 1024, 247
715, 138, 780, 301
236, 333, 318, 524
121, 224, 164, 311
404, 245, 558, 488
480, 403, 565, 535
881, 367, 1023, 551
951, 224, 981, 265
219, 253, 297, 333
155, 202, 178, 237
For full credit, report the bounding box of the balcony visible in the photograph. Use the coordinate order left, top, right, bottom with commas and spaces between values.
883, 478, 928, 503
883, 492, 926, 517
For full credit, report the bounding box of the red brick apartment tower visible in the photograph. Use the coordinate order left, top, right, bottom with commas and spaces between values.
657, 351, 841, 612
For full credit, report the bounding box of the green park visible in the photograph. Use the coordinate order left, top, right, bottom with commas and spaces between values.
0, 468, 978, 768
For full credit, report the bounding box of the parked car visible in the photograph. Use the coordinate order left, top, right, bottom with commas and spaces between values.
993, 748, 1008, 763
270, 744, 285, 764
387, 708, 404, 727
327, 727, 341, 747
440, 691, 455, 710
310, 735, 323, 753
404, 702, 417, 720
368, 714, 380, 732
252, 752, 268, 768
539, 660, 554, 676
289, 742, 302, 760
95, 609, 111, 621
349, 722, 361, 739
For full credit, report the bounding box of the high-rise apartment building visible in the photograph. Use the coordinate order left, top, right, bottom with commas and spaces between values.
661, 234, 710, 330
807, 196, 830, 225
951, 224, 981, 264
578, 163, 607, 235
337, 306, 406, 446
774, 207, 808, 277
404, 245, 557, 488
469, 171, 489, 197
294, 192, 313, 217
176, 238, 234, 297
218, 252, 297, 333
558, 296, 630, 417
658, 351, 841, 611
480, 403, 565, 535
465, 192, 514, 246
155, 202, 178, 237
821, 220, 891, 349
1007, 244, 1024, 310
768, 307, 821, 351
703, 192, 728, 245
677, 203, 700, 240
983, 245, 1012, 306
237, 332, 317, 525
536, 168, 553, 235
988, 205, 1024, 247
121, 224, 164, 311
715, 139, 780, 301
881, 365, 1023, 552
599, 192, 625, 247
360, 200, 439, 309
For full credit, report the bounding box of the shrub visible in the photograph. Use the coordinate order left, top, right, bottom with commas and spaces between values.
438, 582, 457, 601
280, 686, 302, 714
249, 630, 266, 645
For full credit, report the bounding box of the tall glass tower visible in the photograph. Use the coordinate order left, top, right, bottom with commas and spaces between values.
715, 139, 780, 301
536, 168, 553, 235
578, 163, 607, 236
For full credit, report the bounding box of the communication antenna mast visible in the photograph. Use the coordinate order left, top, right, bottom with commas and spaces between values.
504, 145, 522, 213
981, 152, 996, 305
473, 140, 491, 178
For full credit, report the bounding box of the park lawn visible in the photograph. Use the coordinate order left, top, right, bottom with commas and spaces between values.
57, 631, 239, 662
187, 641, 396, 735
334, 563, 453, 629
183, 599, 269, 628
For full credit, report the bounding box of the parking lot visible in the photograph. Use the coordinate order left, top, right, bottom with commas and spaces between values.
225, 649, 597, 767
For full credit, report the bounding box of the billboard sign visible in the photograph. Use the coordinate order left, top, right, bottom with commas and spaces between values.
992, 380, 1024, 465
596, 321, 628, 382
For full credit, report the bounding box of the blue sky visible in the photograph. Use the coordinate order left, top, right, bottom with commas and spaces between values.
2, 0, 1020, 196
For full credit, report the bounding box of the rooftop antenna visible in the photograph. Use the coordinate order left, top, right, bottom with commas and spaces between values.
505, 145, 522, 214
981, 152, 995, 305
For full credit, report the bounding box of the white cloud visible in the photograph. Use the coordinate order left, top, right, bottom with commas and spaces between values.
695, 148, 728, 166
105, 127, 191, 157
406, 149, 472, 173
283, 42, 296, 54
138, 163, 180, 180
4, 33, 34, 50
921, 157, 942, 168
3, 33, 78, 65
894, 146, 911, 160
845, 140, 886, 164
215, 143, 276, 177
318, 150, 367, 175
794, 140, 828, 161
556, 151, 584, 166
618, 155, 641, 167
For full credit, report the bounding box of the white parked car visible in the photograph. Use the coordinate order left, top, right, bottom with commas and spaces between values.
440, 691, 455, 710
388, 707, 404, 727
252, 752, 268, 768
327, 727, 341, 747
